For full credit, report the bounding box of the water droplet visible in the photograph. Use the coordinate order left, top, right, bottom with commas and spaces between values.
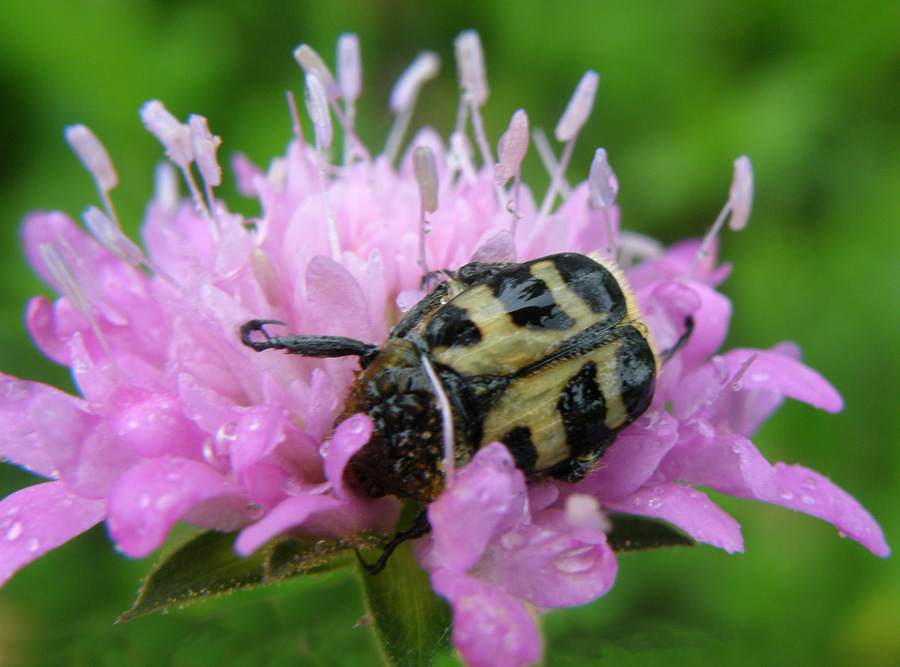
348, 418, 365, 434
159, 414, 176, 427
780, 489, 794, 501
648, 497, 662, 509
314, 540, 330, 554
26, 537, 40, 553
155, 494, 178, 512
731, 444, 742, 454
633, 496, 643, 507
215, 422, 238, 454
138, 493, 152, 509
803, 477, 818, 491
5, 522, 24, 541
553, 546, 594, 574
801, 494, 816, 506
247, 503, 264, 520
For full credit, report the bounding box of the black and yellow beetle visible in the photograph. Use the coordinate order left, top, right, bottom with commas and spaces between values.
242, 252, 690, 514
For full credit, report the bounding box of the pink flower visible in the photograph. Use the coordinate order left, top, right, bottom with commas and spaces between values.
0, 30, 888, 667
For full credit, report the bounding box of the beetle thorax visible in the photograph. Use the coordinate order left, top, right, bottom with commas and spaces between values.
340, 339, 449, 502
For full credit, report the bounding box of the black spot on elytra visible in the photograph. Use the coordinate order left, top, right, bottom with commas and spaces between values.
557, 361, 612, 459
492, 266, 573, 330
424, 305, 483, 348
501, 426, 538, 472
616, 326, 656, 418
551, 253, 627, 321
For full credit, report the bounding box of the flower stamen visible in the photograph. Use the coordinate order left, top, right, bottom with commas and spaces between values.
384, 51, 440, 165
304, 72, 341, 261
539, 71, 600, 219
413, 145, 439, 276
689, 155, 754, 278
588, 147, 619, 260
496, 109, 529, 248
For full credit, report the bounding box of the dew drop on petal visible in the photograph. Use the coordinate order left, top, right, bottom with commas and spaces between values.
215, 422, 238, 454
138, 493, 152, 509
155, 494, 178, 512
314, 540, 329, 554
803, 477, 818, 491
633, 496, 642, 507
801, 495, 816, 506
26, 537, 40, 553
5, 522, 24, 541
648, 497, 662, 509
553, 546, 595, 574
780, 489, 794, 501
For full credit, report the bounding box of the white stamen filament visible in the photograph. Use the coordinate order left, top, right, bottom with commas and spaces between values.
496, 110, 529, 246
420, 354, 456, 488
689, 155, 754, 278
38, 243, 117, 367
728, 156, 754, 231
454, 30, 488, 108
413, 146, 439, 276
305, 72, 334, 149
82, 207, 143, 267
141, 100, 216, 237
539, 72, 599, 219
64, 124, 120, 227
305, 73, 340, 261
532, 127, 573, 198
188, 114, 222, 224
589, 148, 619, 259
698, 353, 760, 419
554, 71, 599, 143
384, 51, 440, 164
294, 44, 340, 101
337, 33, 362, 164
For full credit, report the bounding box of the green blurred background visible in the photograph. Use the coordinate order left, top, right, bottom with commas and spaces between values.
0, 1, 897, 665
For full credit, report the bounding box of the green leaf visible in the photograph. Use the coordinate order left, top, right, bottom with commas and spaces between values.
359, 541, 452, 667
119, 529, 385, 622
607, 514, 695, 552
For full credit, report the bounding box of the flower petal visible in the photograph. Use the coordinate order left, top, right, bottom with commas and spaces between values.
424, 442, 526, 573
430, 568, 542, 667
0, 482, 106, 586
474, 509, 618, 608
234, 494, 343, 555
569, 407, 678, 502
606, 482, 744, 553
0, 374, 86, 479
107, 457, 246, 557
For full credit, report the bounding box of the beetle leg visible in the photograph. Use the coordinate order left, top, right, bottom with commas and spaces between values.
356, 510, 431, 575
658, 316, 695, 364
240, 319, 378, 359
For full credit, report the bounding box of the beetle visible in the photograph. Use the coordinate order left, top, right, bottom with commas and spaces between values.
241, 252, 691, 568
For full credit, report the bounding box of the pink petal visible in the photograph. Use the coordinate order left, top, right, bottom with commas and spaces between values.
606, 482, 744, 553
424, 443, 527, 573
107, 457, 246, 557
0, 374, 86, 479
0, 482, 106, 586
430, 568, 542, 667
717, 347, 843, 413
569, 408, 678, 502
473, 509, 618, 608
765, 464, 889, 557
105, 387, 205, 460
234, 494, 343, 555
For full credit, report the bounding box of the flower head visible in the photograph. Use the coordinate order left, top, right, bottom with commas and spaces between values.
0, 31, 889, 667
